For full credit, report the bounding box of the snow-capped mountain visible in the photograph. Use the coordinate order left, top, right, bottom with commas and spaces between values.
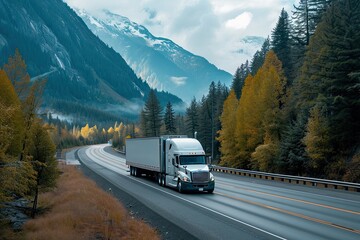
0, 0, 182, 124
76, 9, 232, 102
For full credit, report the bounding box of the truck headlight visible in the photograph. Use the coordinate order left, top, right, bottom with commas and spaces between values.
183, 176, 191, 182
178, 172, 191, 182
210, 173, 215, 181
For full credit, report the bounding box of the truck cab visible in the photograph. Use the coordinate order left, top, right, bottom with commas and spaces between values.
164, 138, 215, 193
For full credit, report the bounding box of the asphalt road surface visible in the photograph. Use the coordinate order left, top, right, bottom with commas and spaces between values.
70, 144, 360, 240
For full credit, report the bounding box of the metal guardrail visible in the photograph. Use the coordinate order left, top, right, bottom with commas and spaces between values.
212, 165, 360, 192
113, 148, 125, 155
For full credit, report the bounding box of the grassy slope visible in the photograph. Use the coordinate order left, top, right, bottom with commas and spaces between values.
23, 164, 159, 240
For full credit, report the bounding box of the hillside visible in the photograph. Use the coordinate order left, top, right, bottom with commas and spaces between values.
0, 0, 182, 125
76, 9, 232, 102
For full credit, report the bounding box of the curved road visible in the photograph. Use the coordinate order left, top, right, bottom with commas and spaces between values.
74, 144, 360, 240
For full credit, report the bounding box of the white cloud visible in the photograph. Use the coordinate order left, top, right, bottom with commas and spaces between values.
225, 12, 253, 30
170, 76, 187, 86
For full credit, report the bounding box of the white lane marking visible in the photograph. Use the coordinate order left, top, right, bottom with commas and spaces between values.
80, 146, 286, 240
85, 147, 128, 173
128, 177, 287, 240
216, 176, 360, 205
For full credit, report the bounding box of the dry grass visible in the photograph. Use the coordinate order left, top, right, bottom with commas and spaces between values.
24, 164, 159, 240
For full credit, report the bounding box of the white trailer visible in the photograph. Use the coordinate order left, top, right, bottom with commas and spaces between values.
126, 136, 215, 193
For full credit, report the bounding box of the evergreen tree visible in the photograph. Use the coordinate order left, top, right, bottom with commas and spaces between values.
29, 121, 58, 217
185, 98, 199, 138
291, 0, 332, 71
251, 37, 270, 75
231, 61, 250, 99
271, 8, 293, 83
294, 0, 360, 179
141, 90, 162, 137
278, 112, 309, 175
164, 102, 176, 134
175, 114, 186, 135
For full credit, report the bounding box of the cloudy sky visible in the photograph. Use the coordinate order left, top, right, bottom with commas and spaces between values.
65, 0, 297, 74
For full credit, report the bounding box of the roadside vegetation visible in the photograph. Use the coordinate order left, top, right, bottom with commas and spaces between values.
24, 163, 159, 240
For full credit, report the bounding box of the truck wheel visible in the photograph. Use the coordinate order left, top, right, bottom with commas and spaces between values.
208, 189, 214, 194
130, 166, 133, 176
161, 174, 166, 186
134, 167, 138, 177
177, 180, 183, 193
157, 173, 162, 186
136, 168, 141, 177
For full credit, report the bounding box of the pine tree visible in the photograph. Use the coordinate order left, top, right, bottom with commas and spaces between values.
29, 121, 58, 217
278, 112, 309, 175
251, 37, 270, 75
185, 98, 199, 138
291, 0, 332, 70
231, 61, 250, 99
164, 102, 176, 134
271, 8, 293, 83
292, 0, 360, 179
141, 90, 162, 137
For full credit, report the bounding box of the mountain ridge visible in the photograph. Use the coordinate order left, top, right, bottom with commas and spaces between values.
0, 0, 182, 125
76, 9, 233, 102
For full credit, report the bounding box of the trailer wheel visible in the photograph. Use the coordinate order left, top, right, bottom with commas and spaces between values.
157, 173, 162, 186
161, 174, 166, 186
130, 166, 133, 176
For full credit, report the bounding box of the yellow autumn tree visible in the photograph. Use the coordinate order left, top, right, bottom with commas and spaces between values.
250, 51, 287, 171
233, 74, 257, 168
0, 70, 35, 201
3, 49, 31, 102
0, 70, 24, 156
81, 123, 90, 139
218, 90, 239, 166
303, 102, 332, 176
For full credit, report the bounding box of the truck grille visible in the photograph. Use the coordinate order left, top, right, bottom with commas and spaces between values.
191, 171, 209, 183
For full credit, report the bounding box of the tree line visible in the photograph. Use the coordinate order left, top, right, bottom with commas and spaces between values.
218, 0, 359, 182
0, 50, 58, 217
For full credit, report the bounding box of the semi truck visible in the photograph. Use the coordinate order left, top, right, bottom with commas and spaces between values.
125, 136, 215, 193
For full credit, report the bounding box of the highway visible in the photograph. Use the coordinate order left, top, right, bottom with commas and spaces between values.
73, 144, 360, 240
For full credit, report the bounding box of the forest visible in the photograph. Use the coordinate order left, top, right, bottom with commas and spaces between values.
220, 0, 359, 182
138, 0, 360, 182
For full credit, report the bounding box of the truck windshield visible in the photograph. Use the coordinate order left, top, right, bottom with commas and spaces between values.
179, 155, 206, 165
